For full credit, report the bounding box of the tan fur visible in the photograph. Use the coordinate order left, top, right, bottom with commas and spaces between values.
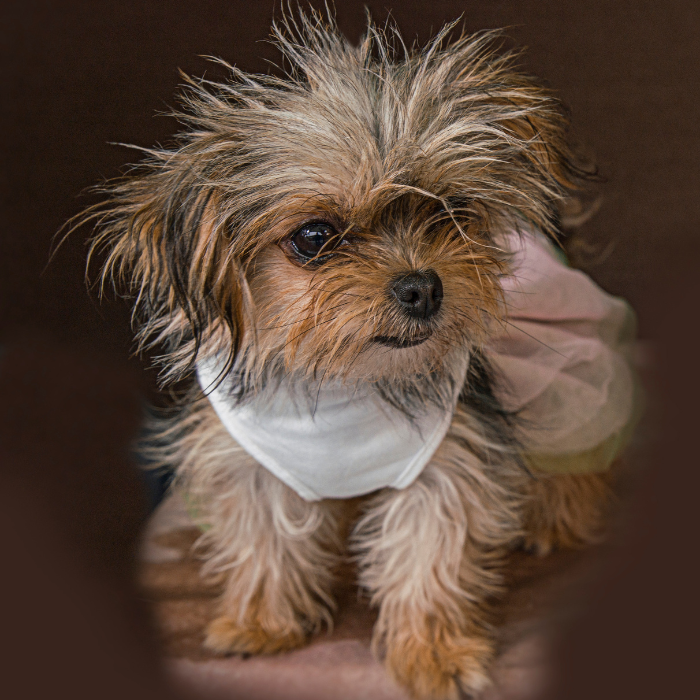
352, 405, 528, 697
82, 10, 608, 699
522, 471, 615, 556
142, 393, 344, 654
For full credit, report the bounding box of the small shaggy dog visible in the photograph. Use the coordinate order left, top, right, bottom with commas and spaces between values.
81, 11, 637, 699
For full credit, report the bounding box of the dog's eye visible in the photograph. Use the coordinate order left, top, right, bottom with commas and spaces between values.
290, 223, 339, 261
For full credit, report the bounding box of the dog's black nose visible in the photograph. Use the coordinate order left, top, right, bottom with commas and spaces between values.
391, 270, 443, 319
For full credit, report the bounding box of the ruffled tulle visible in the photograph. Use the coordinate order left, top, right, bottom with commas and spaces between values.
487, 229, 640, 473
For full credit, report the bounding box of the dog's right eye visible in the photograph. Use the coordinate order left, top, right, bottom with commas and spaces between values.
289, 222, 340, 262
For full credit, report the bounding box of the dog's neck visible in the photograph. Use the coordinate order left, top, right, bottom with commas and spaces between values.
207, 349, 470, 418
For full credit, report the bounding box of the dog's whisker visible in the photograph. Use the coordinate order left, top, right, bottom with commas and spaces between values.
277, 310, 366, 356
259, 300, 355, 330
502, 320, 570, 358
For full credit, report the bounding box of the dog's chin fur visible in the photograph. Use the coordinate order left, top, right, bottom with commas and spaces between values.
83, 10, 611, 699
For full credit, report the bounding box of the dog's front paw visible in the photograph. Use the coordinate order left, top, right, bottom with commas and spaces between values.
522, 511, 604, 556
204, 615, 307, 656
382, 628, 493, 700
523, 472, 612, 556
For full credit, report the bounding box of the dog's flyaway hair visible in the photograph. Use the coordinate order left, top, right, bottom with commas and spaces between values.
73, 10, 591, 388
70, 9, 622, 700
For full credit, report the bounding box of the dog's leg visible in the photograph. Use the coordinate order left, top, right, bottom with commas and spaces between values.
201, 461, 343, 655
352, 442, 523, 700
522, 471, 614, 556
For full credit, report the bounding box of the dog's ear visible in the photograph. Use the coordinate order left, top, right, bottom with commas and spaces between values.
410, 30, 597, 237
85, 155, 249, 385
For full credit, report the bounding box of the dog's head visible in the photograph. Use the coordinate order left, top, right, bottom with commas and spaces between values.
87, 12, 589, 397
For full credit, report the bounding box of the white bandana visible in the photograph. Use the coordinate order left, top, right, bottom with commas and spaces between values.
197, 229, 639, 499
196, 353, 470, 501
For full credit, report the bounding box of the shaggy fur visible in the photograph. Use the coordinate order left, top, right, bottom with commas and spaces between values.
80, 11, 611, 699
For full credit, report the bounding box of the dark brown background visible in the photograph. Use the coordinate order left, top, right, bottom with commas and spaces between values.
1, 1, 699, 699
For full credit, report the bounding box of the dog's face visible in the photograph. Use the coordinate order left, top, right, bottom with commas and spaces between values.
88, 15, 585, 395
247, 185, 504, 389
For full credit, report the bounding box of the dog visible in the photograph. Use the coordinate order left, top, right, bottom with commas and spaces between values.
82, 11, 638, 699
